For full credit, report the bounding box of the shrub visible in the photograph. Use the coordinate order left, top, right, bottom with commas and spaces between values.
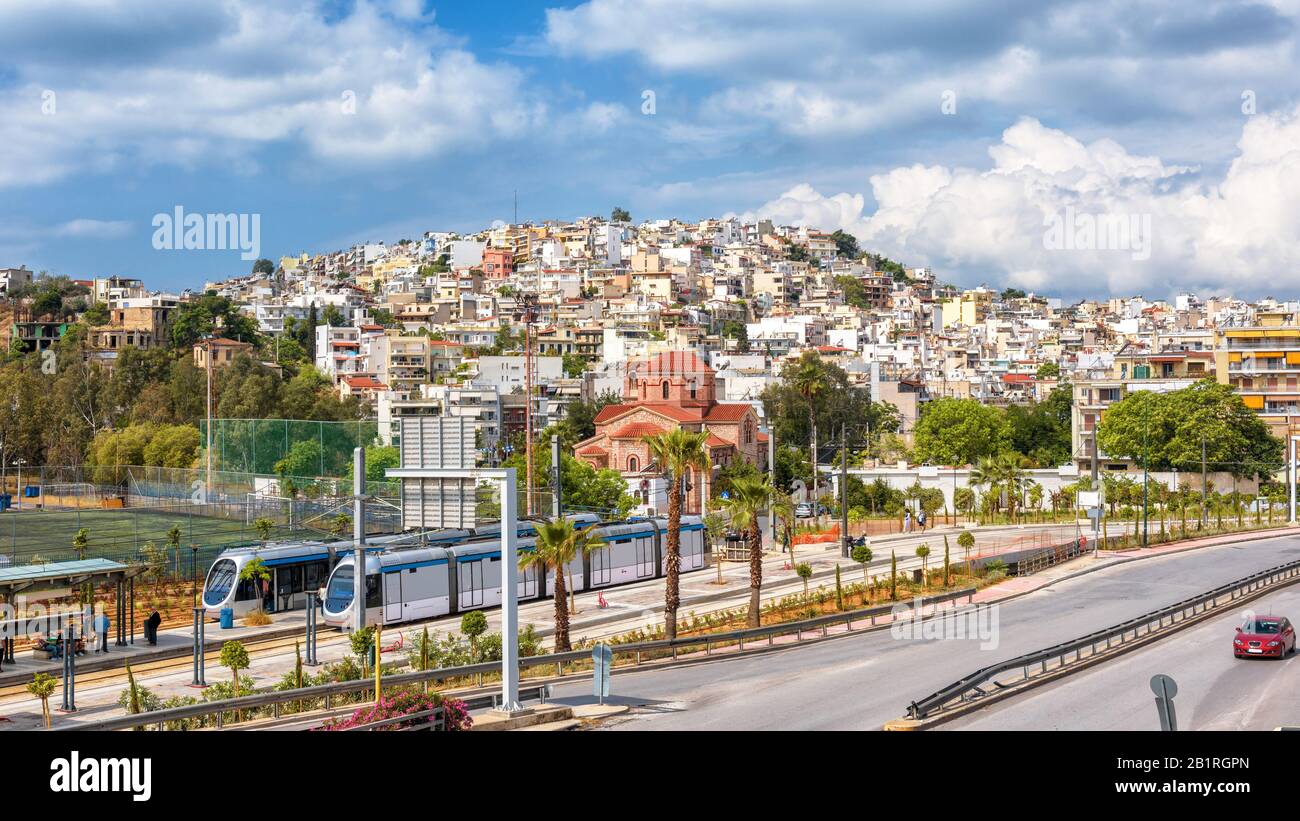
243, 609, 272, 626
321, 689, 473, 731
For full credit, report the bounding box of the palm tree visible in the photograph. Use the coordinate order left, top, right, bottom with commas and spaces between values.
784, 354, 828, 518
968, 458, 1001, 522
702, 510, 730, 585
722, 474, 774, 627
520, 518, 605, 651
642, 429, 710, 640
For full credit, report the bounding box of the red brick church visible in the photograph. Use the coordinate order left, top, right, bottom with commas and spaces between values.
574, 351, 766, 514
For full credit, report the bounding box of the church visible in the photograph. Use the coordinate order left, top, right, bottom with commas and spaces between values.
574, 351, 767, 514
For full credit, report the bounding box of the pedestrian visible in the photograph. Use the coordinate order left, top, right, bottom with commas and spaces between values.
145, 610, 162, 646
903, 510, 911, 533
94, 610, 110, 653
918, 510, 927, 532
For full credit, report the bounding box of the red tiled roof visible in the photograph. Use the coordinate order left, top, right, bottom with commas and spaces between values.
706, 434, 733, 449
703, 404, 755, 422
610, 422, 668, 440
343, 376, 387, 389
1001, 373, 1034, 383
575, 443, 608, 456
594, 403, 703, 424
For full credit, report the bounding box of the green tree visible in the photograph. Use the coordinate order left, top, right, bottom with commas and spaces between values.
460, 610, 489, 660
829, 229, 861, 259
364, 445, 400, 482
219, 641, 251, 704
915, 544, 931, 578
642, 429, 710, 640
851, 544, 873, 589
611, 207, 631, 223
889, 551, 898, 600
796, 562, 813, 598
913, 398, 1011, 466
26, 672, 57, 728
252, 519, 275, 545
957, 530, 975, 572
1097, 379, 1282, 480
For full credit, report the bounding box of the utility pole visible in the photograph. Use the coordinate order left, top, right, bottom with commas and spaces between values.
551, 434, 561, 520
205, 338, 213, 497
1143, 413, 1149, 548
352, 447, 366, 634
840, 424, 849, 558
520, 293, 538, 517
1201, 436, 1208, 529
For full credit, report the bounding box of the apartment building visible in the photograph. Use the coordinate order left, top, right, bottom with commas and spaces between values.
1214, 309, 1300, 441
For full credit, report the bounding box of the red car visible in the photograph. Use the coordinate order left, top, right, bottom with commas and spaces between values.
1233, 615, 1297, 659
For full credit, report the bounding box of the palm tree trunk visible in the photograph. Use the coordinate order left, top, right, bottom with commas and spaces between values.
664, 478, 682, 640
746, 522, 762, 627
553, 570, 570, 651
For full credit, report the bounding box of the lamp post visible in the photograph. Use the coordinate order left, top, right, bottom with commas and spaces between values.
1142, 407, 1149, 548
191, 544, 200, 606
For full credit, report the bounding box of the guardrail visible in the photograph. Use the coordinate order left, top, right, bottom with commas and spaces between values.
59, 586, 978, 731
905, 559, 1300, 720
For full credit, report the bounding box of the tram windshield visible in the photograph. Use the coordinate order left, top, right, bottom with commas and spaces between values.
203, 560, 237, 607
325, 569, 353, 612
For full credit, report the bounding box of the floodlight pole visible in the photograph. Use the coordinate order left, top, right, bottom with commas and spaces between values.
499, 467, 523, 712
1284, 436, 1294, 524
353, 447, 366, 634
385, 466, 527, 715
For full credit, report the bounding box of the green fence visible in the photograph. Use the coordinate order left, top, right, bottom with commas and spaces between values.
199, 419, 381, 477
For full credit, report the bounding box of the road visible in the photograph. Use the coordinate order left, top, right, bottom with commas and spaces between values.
941, 585, 1300, 731
543, 533, 1300, 730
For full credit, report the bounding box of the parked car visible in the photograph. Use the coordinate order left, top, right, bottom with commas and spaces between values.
795, 503, 814, 519
1233, 615, 1296, 659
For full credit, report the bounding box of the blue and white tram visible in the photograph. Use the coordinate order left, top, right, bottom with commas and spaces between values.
201, 532, 432, 619
320, 515, 706, 629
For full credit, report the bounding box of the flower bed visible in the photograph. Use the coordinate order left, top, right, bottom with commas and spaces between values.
321, 689, 472, 731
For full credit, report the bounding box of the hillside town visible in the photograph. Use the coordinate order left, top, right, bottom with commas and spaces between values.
0, 212, 1293, 521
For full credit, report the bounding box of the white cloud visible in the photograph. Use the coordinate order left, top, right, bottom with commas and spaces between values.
0, 1, 544, 187
739, 109, 1300, 298
52, 219, 133, 239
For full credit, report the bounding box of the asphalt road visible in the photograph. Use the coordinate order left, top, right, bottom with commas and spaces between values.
546, 533, 1300, 730
941, 585, 1300, 731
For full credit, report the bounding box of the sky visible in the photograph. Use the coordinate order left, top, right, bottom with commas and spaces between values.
2, 0, 1300, 300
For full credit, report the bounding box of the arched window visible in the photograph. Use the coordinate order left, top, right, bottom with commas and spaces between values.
689, 379, 698, 399
661, 380, 670, 399
628, 455, 640, 473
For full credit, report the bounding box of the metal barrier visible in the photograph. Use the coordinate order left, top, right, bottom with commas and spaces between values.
59, 587, 978, 731
905, 559, 1300, 719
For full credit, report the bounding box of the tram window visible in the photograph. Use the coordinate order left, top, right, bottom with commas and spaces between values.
236, 578, 259, 602
365, 575, 382, 608
304, 561, 328, 594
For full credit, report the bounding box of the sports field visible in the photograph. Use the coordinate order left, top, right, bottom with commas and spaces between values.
0, 506, 301, 573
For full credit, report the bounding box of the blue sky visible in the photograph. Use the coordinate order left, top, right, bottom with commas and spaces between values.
3, 0, 1300, 299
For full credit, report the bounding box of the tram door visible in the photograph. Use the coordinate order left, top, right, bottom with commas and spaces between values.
636, 538, 655, 578
591, 547, 612, 586
383, 572, 402, 623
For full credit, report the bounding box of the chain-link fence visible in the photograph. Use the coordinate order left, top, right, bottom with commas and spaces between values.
199, 418, 382, 477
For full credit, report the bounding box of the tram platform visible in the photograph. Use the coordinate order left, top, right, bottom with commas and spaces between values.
0, 609, 311, 689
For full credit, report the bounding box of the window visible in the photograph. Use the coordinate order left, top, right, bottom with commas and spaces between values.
662, 380, 670, 399
628, 455, 639, 472
689, 379, 698, 399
